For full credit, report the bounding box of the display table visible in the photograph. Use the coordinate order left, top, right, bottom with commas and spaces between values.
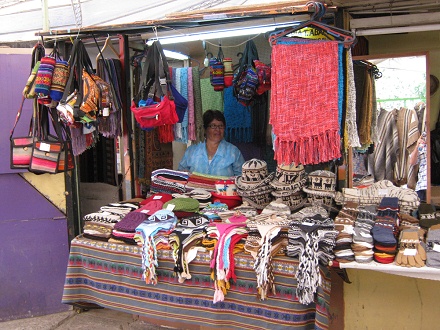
62, 235, 332, 330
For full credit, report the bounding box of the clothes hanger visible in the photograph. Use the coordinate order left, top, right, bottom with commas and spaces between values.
269, 1, 356, 48
96, 35, 119, 64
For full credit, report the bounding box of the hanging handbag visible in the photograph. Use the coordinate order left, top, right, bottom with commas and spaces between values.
253, 59, 271, 95
131, 41, 178, 130
233, 40, 260, 106
10, 97, 36, 169
22, 43, 45, 99
58, 39, 98, 125
209, 45, 225, 91
131, 93, 177, 129
29, 107, 74, 174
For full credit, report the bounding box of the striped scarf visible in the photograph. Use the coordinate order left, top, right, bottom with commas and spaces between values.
395, 107, 420, 185
368, 109, 399, 183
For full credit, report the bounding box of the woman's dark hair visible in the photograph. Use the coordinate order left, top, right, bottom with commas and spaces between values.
203, 110, 226, 129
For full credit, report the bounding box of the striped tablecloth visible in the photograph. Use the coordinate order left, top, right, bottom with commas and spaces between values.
62, 235, 331, 330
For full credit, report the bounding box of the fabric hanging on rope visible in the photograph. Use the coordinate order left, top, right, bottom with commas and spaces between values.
174, 67, 189, 143
223, 86, 252, 143
270, 40, 341, 165
187, 68, 196, 141
200, 78, 223, 113
173, 68, 183, 141
367, 108, 399, 182
192, 67, 204, 143
344, 50, 361, 150
96, 58, 123, 139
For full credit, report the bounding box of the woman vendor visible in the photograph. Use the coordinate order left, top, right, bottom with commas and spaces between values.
178, 110, 245, 176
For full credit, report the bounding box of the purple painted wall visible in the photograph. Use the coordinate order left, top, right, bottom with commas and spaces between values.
0, 174, 70, 321
0, 52, 70, 321
0, 53, 34, 174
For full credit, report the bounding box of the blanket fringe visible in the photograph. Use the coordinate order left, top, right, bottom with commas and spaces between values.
275, 129, 341, 165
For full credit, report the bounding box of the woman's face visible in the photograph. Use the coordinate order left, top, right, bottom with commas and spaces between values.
206, 119, 225, 143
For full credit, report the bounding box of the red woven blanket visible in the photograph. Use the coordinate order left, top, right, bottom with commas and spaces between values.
270, 41, 341, 165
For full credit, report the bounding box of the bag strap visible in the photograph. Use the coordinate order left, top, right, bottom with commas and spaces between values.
154, 41, 173, 99
10, 97, 29, 139
60, 39, 95, 119
30, 43, 45, 72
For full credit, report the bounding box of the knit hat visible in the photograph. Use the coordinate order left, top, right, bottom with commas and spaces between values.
302, 170, 336, 206
241, 191, 273, 210
261, 200, 291, 215
302, 170, 336, 197
232, 202, 258, 218
418, 202, 439, 230
271, 190, 306, 211
147, 209, 177, 222
235, 159, 275, 191
270, 163, 307, 193
163, 198, 200, 213
140, 192, 173, 206
136, 200, 164, 216
114, 212, 148, 232
179, 214, 210, 229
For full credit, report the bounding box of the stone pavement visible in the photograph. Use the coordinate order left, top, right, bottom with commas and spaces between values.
0, 307, 170, 330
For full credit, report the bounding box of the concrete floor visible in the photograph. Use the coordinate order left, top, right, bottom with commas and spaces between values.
0, 307, 168, 330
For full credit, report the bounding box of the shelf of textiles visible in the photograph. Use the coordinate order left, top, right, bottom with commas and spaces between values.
333, 181, 440, 281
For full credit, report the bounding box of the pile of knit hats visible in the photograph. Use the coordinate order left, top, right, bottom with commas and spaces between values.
83, 201, 140, 240
248, 213, 290, 300
418, 202, 440, 230
203, 219, 248, 303
199, 200, 230, 222
261, 200, 291, 215
351, 205, 376, 263
150, 168, 189, 195
236, 158, 275, 210
169, 213, 211, 282
269, 163, 307, 211
371, 197, 400, 264
302, 170, 336, 206
334, 180, 420, 214
333, 202, 358, 263
286, 209, 338, 305
172, 189, 212, 209
134, 210, 178, 285
426, 224, 440, 268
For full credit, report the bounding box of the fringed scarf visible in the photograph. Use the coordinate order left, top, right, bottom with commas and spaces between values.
187, 68, 196, 141
270, 40, 341, 165
192, 67, 204, 143
345, 50, 361, 150
223, 86, 252, 143
179, 68, 189, 143
173, 68, 182, 141
70, 124, 97, 156
96, 59, 122, 138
